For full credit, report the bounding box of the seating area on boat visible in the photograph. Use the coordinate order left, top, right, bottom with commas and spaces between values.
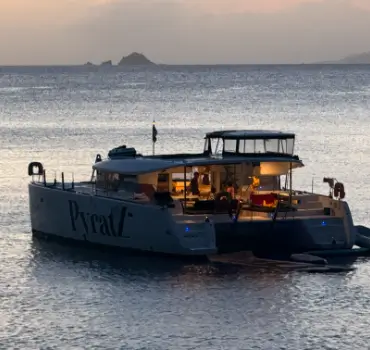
91, 158, 327, 220
161, 166, 298, 215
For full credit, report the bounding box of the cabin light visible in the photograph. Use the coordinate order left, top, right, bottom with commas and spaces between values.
185, 226, 190, 232
321, 221, 327, 226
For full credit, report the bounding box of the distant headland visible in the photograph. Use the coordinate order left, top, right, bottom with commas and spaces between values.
317, 51, 370, 64
83, 50, 370, 66
84, 52, 156, 67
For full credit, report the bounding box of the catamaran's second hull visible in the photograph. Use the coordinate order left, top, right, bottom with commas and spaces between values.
213, 209, 356, 256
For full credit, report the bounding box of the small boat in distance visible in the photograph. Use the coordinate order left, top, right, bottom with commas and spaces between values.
27, 129, 359, 257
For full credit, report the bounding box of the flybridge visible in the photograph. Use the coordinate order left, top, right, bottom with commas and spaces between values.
203, 130, 296, 157
105, 130, 298, 162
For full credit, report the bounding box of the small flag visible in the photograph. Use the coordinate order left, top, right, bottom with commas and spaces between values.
152, 122, 158, 143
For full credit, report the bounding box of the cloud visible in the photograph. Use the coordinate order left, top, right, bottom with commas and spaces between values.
0, 0, 369, 64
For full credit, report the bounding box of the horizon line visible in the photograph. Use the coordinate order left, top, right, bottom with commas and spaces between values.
1, 63, 370, 68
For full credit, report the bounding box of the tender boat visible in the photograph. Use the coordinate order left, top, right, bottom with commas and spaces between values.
28, 130, 358, 257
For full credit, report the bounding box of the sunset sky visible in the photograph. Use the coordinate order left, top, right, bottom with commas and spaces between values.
0, 0, 369, 64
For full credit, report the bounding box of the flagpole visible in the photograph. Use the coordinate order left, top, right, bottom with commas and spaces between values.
152, 120, 157, 156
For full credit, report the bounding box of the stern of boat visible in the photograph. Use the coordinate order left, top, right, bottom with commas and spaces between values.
212, 196, 357, 255
171, 216, 217, 255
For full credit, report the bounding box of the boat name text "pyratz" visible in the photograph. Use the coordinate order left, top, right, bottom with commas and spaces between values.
68, 200, 127, 237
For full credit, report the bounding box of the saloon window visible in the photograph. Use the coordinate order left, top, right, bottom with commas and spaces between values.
224, 139, 237, 153
96, 172, 137, 190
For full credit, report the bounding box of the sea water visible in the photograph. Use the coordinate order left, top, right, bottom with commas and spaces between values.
1, 64, 370, 349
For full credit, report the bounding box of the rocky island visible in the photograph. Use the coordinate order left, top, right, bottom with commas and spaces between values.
100, 60, 113, 66
118, 52, 155, 66
83, 53, 156, 67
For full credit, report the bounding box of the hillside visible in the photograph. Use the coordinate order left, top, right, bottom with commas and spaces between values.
336, 52, 370, 64
320, 52, 370, 64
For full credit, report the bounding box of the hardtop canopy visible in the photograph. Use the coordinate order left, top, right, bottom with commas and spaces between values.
205, 130, 295, 140
93, 155, 303, 176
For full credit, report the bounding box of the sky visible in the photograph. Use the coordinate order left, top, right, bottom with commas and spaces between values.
0, 0, 369, 64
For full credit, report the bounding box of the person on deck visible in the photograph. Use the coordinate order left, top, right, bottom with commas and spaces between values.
202, 174, 210, 185
189, 172, 200, 195
226, 181, 235, 199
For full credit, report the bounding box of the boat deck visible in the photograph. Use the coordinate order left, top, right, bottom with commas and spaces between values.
174, 214, 333, 225
30, 181, 337, 223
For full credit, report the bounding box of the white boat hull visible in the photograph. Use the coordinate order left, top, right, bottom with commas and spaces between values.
29, 182, 357, 257
28, 183, 217, 256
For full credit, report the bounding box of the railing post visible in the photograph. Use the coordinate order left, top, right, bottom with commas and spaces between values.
311, 177, 314, 193
61, 172, 65, 190
43, 170, 46, 186
183, 166, 187, 214
289, 162, 292, 205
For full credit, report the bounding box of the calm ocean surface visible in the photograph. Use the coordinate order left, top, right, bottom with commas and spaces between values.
1, 65, 370, 349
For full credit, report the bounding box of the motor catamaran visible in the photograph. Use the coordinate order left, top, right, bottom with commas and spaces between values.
28, 130, 358, 257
